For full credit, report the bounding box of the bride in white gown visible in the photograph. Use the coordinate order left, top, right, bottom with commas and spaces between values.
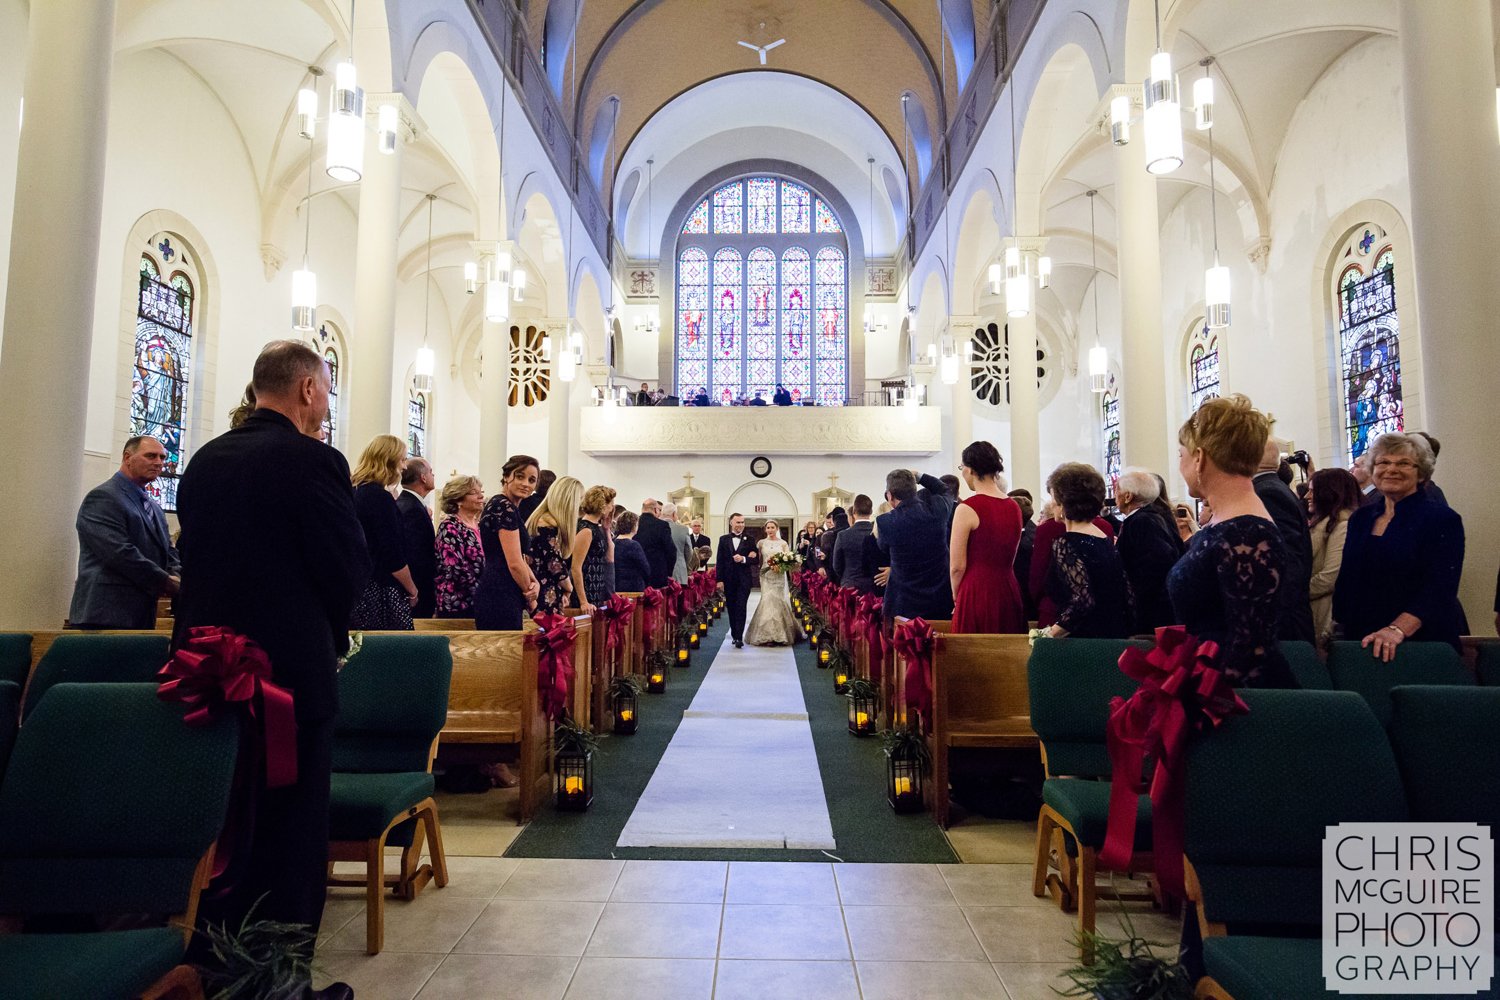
745, 520, 804, 647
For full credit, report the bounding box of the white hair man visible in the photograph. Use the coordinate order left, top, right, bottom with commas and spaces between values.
1114, 467, 1180, 632
661, 501, 693, 582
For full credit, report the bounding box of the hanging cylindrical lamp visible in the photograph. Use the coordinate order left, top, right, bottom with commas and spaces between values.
559, 328, 581, 382
413, 346, 435, 391
296, 86, 318, 140
939, 338, 960, 385
484, 250, 511, 323
1037, 255, 1052, 290
463, 261, 478, 295
326, 60, 364, 182
1089, 344, 1109, 394
1143, 51, 1182, 175
511, 266, 528, 302
377, 103, 398, 155
987, 261, 1002, 295
413, 194, 437, 392
1005, 246, 1031, 318
292, 267, 317, 332
1204, 260, 1231, 330
1193, 74, 1215, 131
1086, 189, 1107, 393
1110, 94, 1131, 146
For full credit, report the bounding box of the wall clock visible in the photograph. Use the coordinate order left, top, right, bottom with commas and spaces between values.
750, 456, 773, 479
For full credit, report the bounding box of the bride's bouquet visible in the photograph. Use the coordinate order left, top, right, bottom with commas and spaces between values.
767, 551, 801, 574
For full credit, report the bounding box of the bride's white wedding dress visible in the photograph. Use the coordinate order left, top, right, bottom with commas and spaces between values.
745, 537, 803, 647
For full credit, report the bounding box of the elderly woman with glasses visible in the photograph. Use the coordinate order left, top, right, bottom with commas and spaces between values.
1332, 432, 1466, 658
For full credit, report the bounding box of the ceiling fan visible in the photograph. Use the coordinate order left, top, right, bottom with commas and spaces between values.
736, 38, 785, 65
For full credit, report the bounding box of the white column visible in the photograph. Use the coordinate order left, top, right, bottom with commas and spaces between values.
1398, 0, 1500, 627
1004, 238, 1044, 496
473, 241, 513, 479
349, 96, 415, 449
1114, 116, 1170, 476
947, 315, 976, 472
0, 0, 118, 628
546, 318, 571, 475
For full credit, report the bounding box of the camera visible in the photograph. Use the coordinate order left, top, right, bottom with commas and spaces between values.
1285, 449, 1310, 468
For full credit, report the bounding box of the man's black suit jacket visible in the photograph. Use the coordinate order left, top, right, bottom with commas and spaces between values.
636, 513, 677, 588
1253, 472, 1316, 643
716, 533, 755, 592
1116, 507, 1180, 632
397, 490, 437, 618
173, 409, 370, 722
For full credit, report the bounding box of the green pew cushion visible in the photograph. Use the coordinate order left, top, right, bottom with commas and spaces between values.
0, 926, 183, 1000
0, 633, 31, 688
22, 634, 172, 718
1200, 935, 1481, 1000
1042, 777, 1151, 851
1193, 862, 1321, 929
1282, 640, 1332, 689
329, 771, 435, 840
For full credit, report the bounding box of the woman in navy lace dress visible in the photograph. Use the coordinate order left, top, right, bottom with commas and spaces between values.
1168, 395, 1296, 688
1041, 463, 1132, 639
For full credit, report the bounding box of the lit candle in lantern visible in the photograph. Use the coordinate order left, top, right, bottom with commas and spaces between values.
856, 711, 869, 727
893, 777, 912, 796
677, 649, 689, 662
619, 709, 634, 722
836, 673, 848, 686
565, 776, 583, 794
819, 648, 830, 663
650, 672, 664, 683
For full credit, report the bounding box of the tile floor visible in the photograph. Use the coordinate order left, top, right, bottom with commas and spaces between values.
314, 858, 1181, 999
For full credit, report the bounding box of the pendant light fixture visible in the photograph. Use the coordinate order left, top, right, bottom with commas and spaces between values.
484, 86, 511, 324
1202, 61, 1230, 330
1005, 84, 1032, 318
1142, 0, 1182, 175
377, 103, 399, 155
292, 75, 320, 333
1086, 190, 1108, 393
326, 0, 364, 183
463, 261, 478, 295
511, 265, 528, 302
413, 194, 437, 392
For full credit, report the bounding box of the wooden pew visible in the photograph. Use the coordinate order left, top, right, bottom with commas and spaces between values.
886, 617, 951, 731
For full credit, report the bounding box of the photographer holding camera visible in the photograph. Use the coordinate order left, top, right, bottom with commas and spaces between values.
1253, 436, 1316, 642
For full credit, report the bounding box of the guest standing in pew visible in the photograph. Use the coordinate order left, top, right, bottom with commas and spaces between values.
612, 511, 652, 593
1148, 473, 1188, 557
1042, 463, 1133, 639
433, 475, 485, 618
350, 435, 418, 630
396, 457, 438, 619
516, 467, 555, 524
819, 506, 849, 582
833, 494, 878, 594
1253, 436, 1316, 643
1028, 492, 1114, 630
1113, 468, 1181, 633
1332, 431, 1466, 659
579, 485, 617, 607
950, 441, 1027, 634
635, 497, 677, 589
526, 475, 588, 615
689, 518, 713, 568
68, 435, 180, 629
1305, 468, 1360, 646
1169, 394, 1296, 687
1008, 490, 1038, 622
876, 469, 954, 622
173, 341, 368, 996
663, 501, 694, 583
473, 455, 541, 629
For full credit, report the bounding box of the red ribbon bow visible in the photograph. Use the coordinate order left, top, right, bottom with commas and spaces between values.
859, 595, 886, 665
529, 612, 578, 722
158, 626, 298, 790
598, 594, 635, 658
639, 587, 663, 641
1098, 626, 1249, 897
892, 617, 937, 721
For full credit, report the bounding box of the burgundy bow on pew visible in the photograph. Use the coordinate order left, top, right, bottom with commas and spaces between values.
529, 612, 578, 722
597, 594, 635, 661
639, 587, 664, 642
891, 617, 937, 721
858, 594, 886, 665
1098, 626, 1248, 898
158, 626, 298, 790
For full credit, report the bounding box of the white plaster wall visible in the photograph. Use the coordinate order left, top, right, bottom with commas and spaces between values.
0, 0, 29, 362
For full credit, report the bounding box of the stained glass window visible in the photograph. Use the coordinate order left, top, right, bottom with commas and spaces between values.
1187, 324, 1220, 414
712, 183, 743, 234
1102, 374, 1121, 494
510, 325, 552, 406
322, 345, 340, 446
681, 200, 709, 234
674, 177, 848, 405
815, 199, 841, 233
1338, 266, 1402, 460
781, 183, 811, 234
747, 178, 777, 234
407, 391, 428, 458
131, 253, 193, 510
968, 323, 1050, 406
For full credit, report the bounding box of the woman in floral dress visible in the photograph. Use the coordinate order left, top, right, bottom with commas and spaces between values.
434, 475, 485, 617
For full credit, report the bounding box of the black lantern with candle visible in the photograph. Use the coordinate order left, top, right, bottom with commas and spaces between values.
609, 674, 643, 735
552, 715, 598, 811
881, 726, 929, 814
645, 650, 670, 693
845, 677, 878, 736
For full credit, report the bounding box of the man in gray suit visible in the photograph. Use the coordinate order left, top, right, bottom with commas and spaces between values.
69, 436, 180, 628
662, 501, 693, 583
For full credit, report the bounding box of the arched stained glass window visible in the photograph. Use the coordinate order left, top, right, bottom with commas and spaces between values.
1101, 374, 1121, 494
322, 344, 340, 446
1331, 225, 1402, 459
132, 250, 194, 510
407, 390, 428, 458
1186, 323, 1220, 414
675, 176, 849, 405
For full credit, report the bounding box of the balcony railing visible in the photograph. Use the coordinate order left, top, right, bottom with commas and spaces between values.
465, 0, 611, 260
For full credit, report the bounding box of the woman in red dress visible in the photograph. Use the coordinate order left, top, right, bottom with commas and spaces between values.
950, 441, 1028, 633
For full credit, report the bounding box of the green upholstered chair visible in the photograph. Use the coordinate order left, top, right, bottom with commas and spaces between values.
1184, 689, 1408, 1000
0, 683, 238, 1000
1026, 637, 1150, 958
1279, 640, 1331, 689
21, 633, 171, 718
1475, 641, 1500, 687
0, 633, 31, 688
1326, 640, 1472, 727
1389, 685, 1500, 826
0, 681, 19, 778
327, 635, 452, 954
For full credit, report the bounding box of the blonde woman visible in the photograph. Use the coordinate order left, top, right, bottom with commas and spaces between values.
434, 475, 485, 617
525, 475, 590, 615
350, 434, 417, 630
579, 485, 617, 606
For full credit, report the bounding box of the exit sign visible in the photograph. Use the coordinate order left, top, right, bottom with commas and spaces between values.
754, 504, 767, 513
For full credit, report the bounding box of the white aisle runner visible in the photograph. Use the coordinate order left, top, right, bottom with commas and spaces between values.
616, 595, 836, 850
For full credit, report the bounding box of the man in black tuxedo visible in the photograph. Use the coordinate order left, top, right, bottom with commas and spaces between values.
716, 512, 757, 647
1253, 438, 1315, 642
396, 457, 437, 618
635, 498, 677, 588
876, 470, 954, 621
832, 494, 876, 593
1114, 469, 1181, 632
173, 341, 369, 991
